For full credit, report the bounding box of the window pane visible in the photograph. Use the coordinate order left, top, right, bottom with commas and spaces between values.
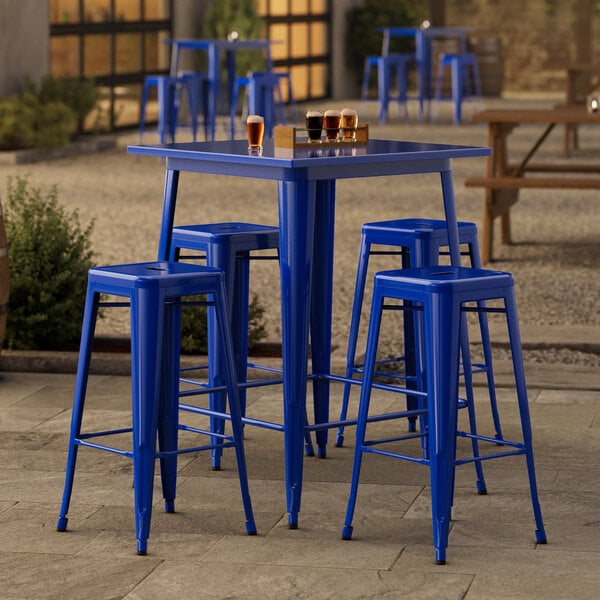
144, 0, 169, 19
50, 36, 79, 76
83, 0, 112, 23
270, 24, 288, 60
290, 23, 308, 59
311, 0, 328, 14
50, 0, 80, 23
310, 22, 326, 55
269, 0, 288, 17
115, 0, 141, 21
116, 34, 141, 74
84, 34, 111, 76
310, 63, 326, 97
291, 0, 309, 15
291, 64, 309, 101
114, 84, 142, 127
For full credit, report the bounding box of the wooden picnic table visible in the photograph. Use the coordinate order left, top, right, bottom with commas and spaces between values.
466, 105, 600, 262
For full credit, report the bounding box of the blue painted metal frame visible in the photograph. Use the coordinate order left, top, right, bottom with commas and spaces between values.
127, 137, 490, 529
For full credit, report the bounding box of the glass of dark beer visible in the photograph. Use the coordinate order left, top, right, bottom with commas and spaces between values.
246, 115, 264, 150
341, 108, 358, 141
324, 109, 341, 141
305, 110, 323, 143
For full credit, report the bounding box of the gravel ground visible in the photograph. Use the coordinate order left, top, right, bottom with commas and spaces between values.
2, 95, 599, 365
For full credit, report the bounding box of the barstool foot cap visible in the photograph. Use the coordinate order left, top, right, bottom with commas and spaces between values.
56, 516, 68, 531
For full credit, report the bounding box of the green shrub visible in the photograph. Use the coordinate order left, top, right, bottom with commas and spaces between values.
179, 293, 267, 355
30, 75, 100, 133
202, 0, 266, 77
0, 92, 76, 150
3, 175, 96, 350
0, 95, 36, 150
345, 0, 427, 87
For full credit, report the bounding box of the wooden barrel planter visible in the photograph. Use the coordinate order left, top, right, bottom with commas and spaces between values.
0, 199, 8, 353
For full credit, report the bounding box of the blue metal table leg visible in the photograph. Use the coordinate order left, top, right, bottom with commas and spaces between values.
278, 179, 317, 528
157, 169, 180, 261
310, 180, 335, 458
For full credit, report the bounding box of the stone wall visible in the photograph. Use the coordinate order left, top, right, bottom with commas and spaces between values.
446, 0, 599, 94
0, 0, 49, 97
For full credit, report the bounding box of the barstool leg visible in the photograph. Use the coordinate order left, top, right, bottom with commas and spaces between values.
213, 284, 257, 535
57, 286, 100, 532
458, 315, 487, 495
336, 235, 371, 447
504, 292, 547, 544
157, 299, 180, 513
130, 288, 164, 555
206, 243, 237, 470
342, 285, 385, 541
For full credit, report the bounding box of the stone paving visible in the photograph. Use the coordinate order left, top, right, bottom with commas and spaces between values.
0, 359, 599, 599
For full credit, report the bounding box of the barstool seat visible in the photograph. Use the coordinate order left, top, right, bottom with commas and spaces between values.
336, 218, 503, 450
56, 261, 256, 555
341, 265, 547, 565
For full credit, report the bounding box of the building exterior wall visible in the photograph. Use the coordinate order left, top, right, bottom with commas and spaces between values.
1, 1, 599, 104
446, 0, 599, 94
0, 0, 49, 97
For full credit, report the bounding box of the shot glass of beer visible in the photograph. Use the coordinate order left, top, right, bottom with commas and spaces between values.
323, 109, 341, 141
305, 110, 323, 143
246, 114, 265, 150
341, 108, 358, 141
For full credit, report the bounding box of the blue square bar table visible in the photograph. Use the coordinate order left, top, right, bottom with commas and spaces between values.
378, 26, 472, 122
127, 137, 490, 529
166, 39, 274, 140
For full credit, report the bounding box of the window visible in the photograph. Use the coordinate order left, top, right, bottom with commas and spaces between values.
49, 0, 173, 130
258, 0, 331, 102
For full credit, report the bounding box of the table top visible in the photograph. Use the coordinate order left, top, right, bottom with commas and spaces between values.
380, 26, 472, 37
166, 38, 272, 51
128, 139, 490, 181
472, 105, 600, 125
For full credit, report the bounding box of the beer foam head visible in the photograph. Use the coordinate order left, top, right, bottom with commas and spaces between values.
246, 114, 264, 123
324, 109, 341, 117
341, 108, 358, 116
306, 110, 323, 117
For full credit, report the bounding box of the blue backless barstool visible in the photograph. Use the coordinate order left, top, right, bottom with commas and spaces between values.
433, 52, 483, 124
56, 261, 256, 555
169, 223, 316, 466
139, 72, 202, 144
341, 265, 546, 565
335, 218, 503, 448
377, 54, 413, 123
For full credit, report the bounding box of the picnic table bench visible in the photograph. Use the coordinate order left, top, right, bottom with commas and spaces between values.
465, 106, 600, 262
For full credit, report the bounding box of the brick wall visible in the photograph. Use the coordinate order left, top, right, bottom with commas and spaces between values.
446, 0, 599, 95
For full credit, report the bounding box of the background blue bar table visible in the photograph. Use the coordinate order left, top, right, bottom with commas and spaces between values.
167, 39, 274, 140
127, 138, 490, 528
379, 26, 472, 121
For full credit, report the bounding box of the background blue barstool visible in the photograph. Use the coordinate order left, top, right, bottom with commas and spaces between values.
341, 265, 547, 565
433, 52, 483, 124
56, 261, 256, 555
230, 71, 296, 139
169, 223, 316, 465
335, 218, 502, 448
139, 73, 200, 144
377, 54, 413, 123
